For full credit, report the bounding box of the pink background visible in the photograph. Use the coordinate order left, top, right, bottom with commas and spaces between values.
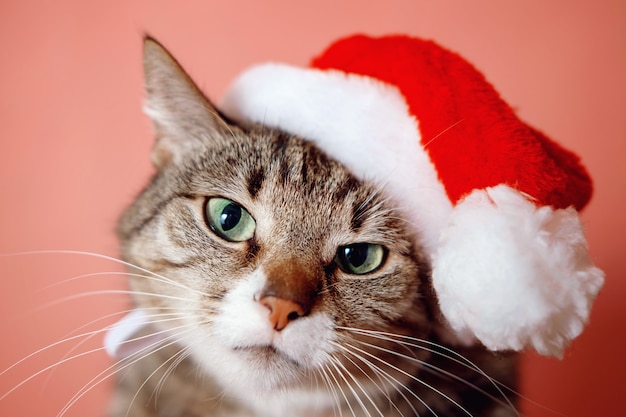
1, 1, 624, 416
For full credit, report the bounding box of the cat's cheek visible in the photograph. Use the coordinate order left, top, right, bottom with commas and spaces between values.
123, 214, 198, 273
271, 312, 337, 368
213, 269, 274, 347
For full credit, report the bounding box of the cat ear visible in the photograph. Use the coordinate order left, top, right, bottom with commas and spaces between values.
142, 37, 229, 168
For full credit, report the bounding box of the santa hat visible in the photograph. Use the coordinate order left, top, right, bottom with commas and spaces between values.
219, 34, 604, 357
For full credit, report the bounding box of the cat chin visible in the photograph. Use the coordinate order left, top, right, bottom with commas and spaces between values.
188, 334, 309, 394
190, 342, 336, 417
187, 313, 336, 394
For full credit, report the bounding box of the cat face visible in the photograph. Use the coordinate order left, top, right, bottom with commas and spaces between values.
117, 39, 432, 398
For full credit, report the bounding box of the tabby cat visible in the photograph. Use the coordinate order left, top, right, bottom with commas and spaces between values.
109, 38, 518, 417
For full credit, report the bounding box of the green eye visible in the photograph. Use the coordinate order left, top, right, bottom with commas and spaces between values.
205, 197, 256, 242
335, 243, 387, 275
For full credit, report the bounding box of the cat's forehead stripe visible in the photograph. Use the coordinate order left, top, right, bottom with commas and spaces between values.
247, 167, 265, 199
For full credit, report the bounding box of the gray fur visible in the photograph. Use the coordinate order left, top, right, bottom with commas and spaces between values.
111, 38, 518, 417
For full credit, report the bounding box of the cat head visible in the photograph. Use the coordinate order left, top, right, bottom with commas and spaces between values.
116, 38, 434, 395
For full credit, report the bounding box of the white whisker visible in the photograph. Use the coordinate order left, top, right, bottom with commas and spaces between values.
339, 327, 519, 416
328, 356, 376, 417
421, 119, 464, 150
0, 250, 212, 298
40, 309, 195, 389
323, 360, 359, 417
125, 344, 192, 417
3, 307, 199, 397
56, 322, 202, 417
43, 270, 210, 298
331, 341, 412, 417
0, 311, 204, 403
1, 340, 109, 402
31, 289, 200, 315
151, 345, 193, 405
342, 340, 471, 416
316, 364, 344, 417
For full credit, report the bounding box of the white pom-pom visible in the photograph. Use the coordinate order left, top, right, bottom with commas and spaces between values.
432, 185, 604, 357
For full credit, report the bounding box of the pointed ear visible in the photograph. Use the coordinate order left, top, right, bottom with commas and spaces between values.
143, 37, 230, 168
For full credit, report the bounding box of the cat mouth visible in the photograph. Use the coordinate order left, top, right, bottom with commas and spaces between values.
233, 344, 302, 367
229, 344, 312, 391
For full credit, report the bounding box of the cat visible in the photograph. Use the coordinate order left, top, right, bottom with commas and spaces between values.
107, 38, 519, 417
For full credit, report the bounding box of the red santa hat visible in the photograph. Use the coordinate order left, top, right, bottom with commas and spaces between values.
219, 34, 604, 357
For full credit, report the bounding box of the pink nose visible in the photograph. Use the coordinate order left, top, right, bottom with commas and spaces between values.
259, 296, 305, 331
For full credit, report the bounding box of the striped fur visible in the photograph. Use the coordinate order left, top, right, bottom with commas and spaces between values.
109, 38, 519, 417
